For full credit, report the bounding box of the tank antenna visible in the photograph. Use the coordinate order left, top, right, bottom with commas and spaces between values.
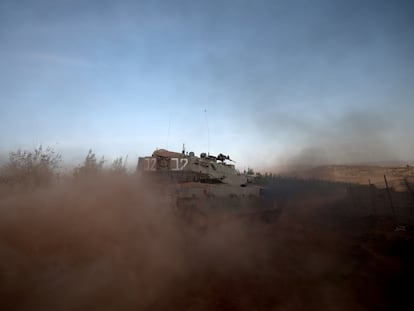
204, 108, 210, 155
166, 111, 172, 150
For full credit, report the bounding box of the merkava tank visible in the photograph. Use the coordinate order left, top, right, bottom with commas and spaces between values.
137, 148, 282, 227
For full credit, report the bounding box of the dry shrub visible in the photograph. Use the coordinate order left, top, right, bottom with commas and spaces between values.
110, 156, 128, 175
0, 146, 61, 191
73, 150, 105, 178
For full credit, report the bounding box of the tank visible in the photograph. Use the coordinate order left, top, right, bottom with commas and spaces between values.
137, 148, 282, 227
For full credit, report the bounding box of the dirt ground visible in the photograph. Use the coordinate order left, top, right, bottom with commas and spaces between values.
0, 175, 413, 310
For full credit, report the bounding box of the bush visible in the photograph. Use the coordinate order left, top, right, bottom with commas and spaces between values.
73, 150, 105, 178
111, 156, 128, 174
0, 146, 61, 187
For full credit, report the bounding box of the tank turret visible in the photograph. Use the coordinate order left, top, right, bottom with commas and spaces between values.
137, 149, 247, 186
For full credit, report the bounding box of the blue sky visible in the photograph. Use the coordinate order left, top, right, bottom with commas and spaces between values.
0, 0, 413, 169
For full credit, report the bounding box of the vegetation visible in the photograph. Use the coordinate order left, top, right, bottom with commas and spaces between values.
0, 145, 61, 187
73, 150, 105, 178
110, 156, 128, 175
0, 147, 132, 190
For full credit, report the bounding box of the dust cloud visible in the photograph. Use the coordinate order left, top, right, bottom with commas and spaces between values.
0, 173, 412, 310
0, 174, 277, 310
255, 108, 412, 170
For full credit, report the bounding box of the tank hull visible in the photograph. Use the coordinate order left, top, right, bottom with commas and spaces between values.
159, 182, 283, 228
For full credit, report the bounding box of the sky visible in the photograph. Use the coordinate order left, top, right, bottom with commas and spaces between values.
0, 0, 413, 169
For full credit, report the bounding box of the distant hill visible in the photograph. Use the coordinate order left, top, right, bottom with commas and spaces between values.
287, 164, 414, 186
